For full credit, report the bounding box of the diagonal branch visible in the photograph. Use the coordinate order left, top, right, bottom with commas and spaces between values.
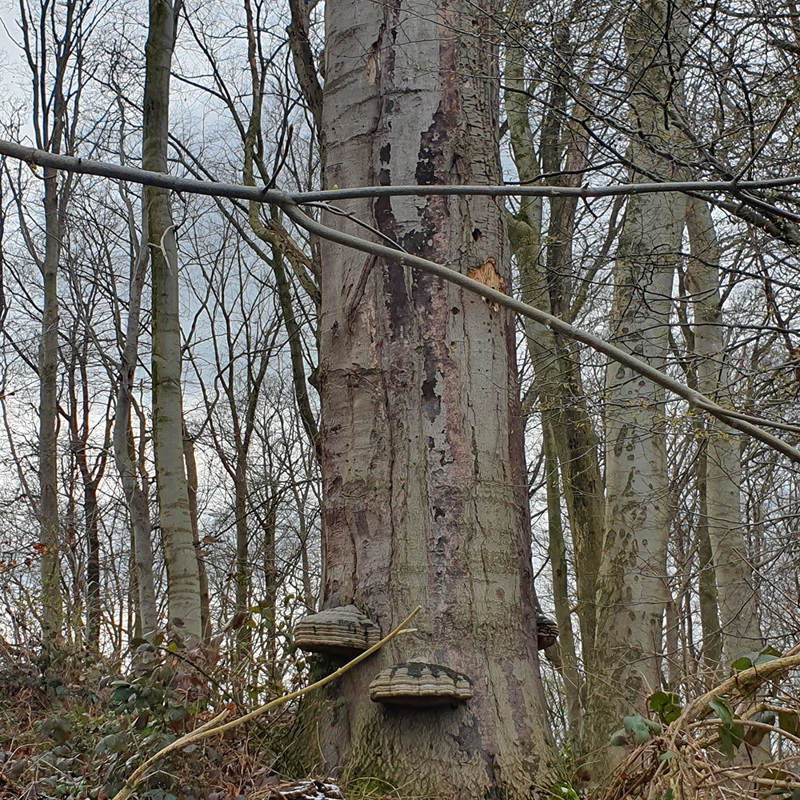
2, 138, 799, 463
279, 202, 800, 465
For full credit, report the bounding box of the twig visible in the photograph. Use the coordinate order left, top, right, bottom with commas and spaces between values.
110, 605, 421, 800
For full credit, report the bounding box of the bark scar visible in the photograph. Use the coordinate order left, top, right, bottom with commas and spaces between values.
366, 23, 385, 85
466, 258, 504, 311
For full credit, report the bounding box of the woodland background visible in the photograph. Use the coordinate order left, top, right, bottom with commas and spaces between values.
1, 0, 800, 798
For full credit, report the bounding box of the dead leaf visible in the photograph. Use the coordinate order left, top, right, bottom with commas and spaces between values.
466, 257, 505, 311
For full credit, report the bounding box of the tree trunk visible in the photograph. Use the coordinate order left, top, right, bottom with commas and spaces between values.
696, 443, 723, 674
543, 425, 583, 746
233, 458, 251, 660
113, 229, 159, 638
143, 0, 202, 640
316, 0, 550, 795
183, 429, 211, 639
39, 160, 63, 641
504, 11, 603, 686
584, 0, 686, 773
685, 198, 762, 663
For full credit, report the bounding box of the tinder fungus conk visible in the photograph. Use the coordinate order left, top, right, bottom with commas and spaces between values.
536, 613, 559, 650
294, 605, 380, 657
369, 662, 473, 707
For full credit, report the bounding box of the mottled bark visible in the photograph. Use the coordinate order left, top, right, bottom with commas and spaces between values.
317, 0, 550, 795
585, 0, 686, 773
144, 0, 202, 640
685, 198, 762, 663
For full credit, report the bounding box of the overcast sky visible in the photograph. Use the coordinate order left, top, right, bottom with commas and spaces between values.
0, 3, 28, 106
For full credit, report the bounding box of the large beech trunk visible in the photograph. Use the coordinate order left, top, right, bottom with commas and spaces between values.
316, 0, 550, 796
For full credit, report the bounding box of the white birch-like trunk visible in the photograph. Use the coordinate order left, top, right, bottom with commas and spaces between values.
316, 0, 550, 795
585, 0, 685, 771
685, 198, 762, 663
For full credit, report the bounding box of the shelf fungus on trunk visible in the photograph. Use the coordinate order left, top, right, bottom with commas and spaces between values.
369, 662, 473, 708
536, 614, 559, 651
294, 605, 381, 657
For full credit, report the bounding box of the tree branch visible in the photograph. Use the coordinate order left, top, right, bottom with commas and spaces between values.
3, 138, 799, 463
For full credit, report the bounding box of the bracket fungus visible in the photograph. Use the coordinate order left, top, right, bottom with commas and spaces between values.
294, 605, 381, 657
536, 613, 559, 650
369, 662, 473, 707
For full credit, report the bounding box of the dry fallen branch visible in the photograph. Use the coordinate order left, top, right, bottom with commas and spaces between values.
110, 606, 421, 800
5, 137, 800, 205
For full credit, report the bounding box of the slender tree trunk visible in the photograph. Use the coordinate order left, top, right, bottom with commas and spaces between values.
39, 161, 63, 640
543, 426, 583, 746
585, 0, 686, 774
696, 443, 723, 674
113, 231, 159, 638
263, 491, 278, 686
504, 11, 603, 687
143, 0, 202, 640
316, 0, 550, 795
83, 476, 100, 649
685, 198, 762, 662
182, 429, 210, 640
233, 460, 251, 660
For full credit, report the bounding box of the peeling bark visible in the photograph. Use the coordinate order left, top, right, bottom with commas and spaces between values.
316, 0, 550, 795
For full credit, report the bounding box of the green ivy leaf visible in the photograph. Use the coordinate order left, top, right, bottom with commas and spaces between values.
649, 691, 682, 724
718, 726, 736, 760
609, 728, 628, 747
94, 733, 121, 755
731, 656, 754, 671
709, 698, 733, 726
623, 715, 653, 744
778, 711, 800, 736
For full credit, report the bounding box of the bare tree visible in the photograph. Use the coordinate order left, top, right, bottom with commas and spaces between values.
142, 0, 202, 640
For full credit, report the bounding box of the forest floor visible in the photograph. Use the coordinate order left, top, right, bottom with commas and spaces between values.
0, 643, 349, 800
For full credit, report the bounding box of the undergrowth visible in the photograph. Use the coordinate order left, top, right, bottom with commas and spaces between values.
0, 641, 289, 800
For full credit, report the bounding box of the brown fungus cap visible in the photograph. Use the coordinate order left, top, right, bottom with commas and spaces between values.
294, 605, 381, 657
369, 662, 473, 707
536, 614, 559, 651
